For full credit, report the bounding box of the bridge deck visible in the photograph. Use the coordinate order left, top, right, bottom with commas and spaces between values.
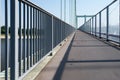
36, 30, 120, 80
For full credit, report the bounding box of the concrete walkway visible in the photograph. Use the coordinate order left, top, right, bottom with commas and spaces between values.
36, 30, 120, 80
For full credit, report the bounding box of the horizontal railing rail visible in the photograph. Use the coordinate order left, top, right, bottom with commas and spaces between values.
0, 0, 75, 80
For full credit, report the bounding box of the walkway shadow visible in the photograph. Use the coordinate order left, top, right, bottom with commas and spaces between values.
53, 35, 75, 80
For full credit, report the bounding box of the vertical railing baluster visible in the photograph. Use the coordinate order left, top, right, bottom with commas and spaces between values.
95, 15, 97, 36
92, 17, 94, 35
88, 20, 89, 33
59, 20, 61, 43
0, 0, 1, 72
35, 9, 37, 63
19, 1, 22, 76
30, 6, 32, 67
90, 19, 91, 34
42, 13, 44, 56
44, 14, 46, 56
44, 14, 47, 56
40, 12, 42, 57
106, 7, 109, 41
118, 0, 120, 47
33, 8, 35, 65
35, 9, 36, 63
38, 10, 39, 61
34, 8, 36, 63
23, 2, 26, 73
37, 10, 39, 62
34, 9, 36, 63
39, 11, 41, 59
27, 4, 29, 70
38, 10, 39, 60
99, 12, 101, 38
36, 9, 38, 62
10, 0, 18, 79
60, 21, 62, 42
38, 11, 40, 60
91, 19, 92, 34
51, 16, 54, 55
5, 0, 9, 79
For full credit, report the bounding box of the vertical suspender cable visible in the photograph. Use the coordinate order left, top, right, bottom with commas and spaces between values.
61, 0, 62, 20
69, 0, 72, 25
64, 0, 66, 22
75, 0, 77, 29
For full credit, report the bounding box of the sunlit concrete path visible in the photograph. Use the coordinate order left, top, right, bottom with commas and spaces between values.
36, 30, 120, 80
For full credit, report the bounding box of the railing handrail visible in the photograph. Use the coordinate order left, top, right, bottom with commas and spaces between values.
20, 0, 72, 26
96, 0, 118, 16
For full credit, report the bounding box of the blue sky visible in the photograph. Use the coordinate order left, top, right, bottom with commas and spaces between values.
30, 0, 116, 26
30, 0, 114, 17
0, 0, 118, 27
76, 0, 114, 15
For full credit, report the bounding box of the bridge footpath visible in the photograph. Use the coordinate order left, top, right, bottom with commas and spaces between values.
35, 30, 120, 80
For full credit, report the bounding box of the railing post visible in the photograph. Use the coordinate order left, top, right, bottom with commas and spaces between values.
38, 10, 40, 60
51, 16, 54, 56
23, 2, 26, 73
92, 17, 94, 35
30, 6, 33, 67
95, 15, 97, 36
106, 7, 109, 41
84, 15, 87, 24
10, 0, 18, 80
0, 0, 1, 72
33, 8, 35, 65
90, 19, 91, 34
76, 17, 78, 29
61, 21, 62, 42
89, 19, 91, 34
5, 0, 9, 80
119, 0, 120, 47
99, 12, 101, 38
27, 4, 30, 70
18, 1, 22, 76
